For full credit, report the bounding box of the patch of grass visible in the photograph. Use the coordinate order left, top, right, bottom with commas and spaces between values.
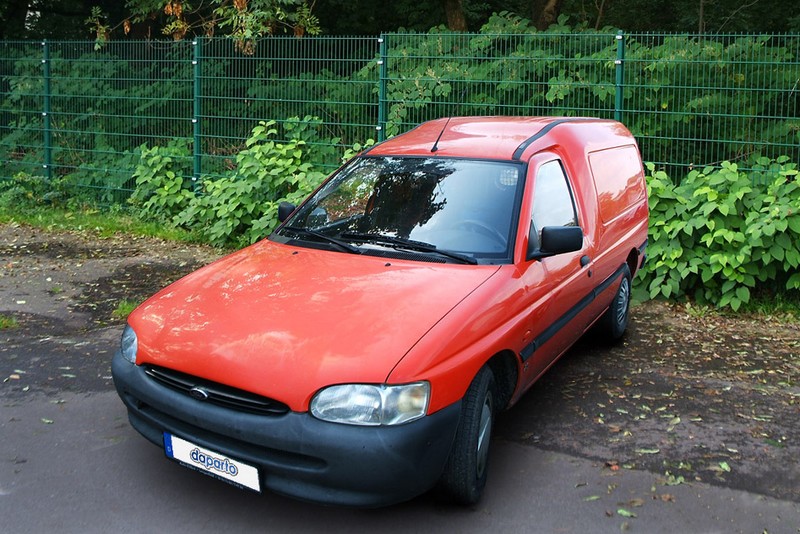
0, 313, 19, 330
112, 299, 140, 321
0, 204, 204, 244
737, 293, 800, 323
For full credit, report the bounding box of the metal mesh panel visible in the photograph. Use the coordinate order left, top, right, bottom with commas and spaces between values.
199, 36, 379, 178
0, 41, 46, 180
381, 32, 618, 138
47, 41, 194, 201
623, 33, 800, 175
0, 33, 798, 203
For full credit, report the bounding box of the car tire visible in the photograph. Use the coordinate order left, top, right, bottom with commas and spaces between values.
599, 264, 632, 341
437, 366, 496, 505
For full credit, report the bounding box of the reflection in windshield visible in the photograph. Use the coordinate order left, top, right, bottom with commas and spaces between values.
280, 156, 523, 261
367, 159, 450, 238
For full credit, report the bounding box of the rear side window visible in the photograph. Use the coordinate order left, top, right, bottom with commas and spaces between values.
530, 160, 578, 248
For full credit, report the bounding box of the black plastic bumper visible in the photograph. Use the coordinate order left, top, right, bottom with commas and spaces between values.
111, 352, 461, 507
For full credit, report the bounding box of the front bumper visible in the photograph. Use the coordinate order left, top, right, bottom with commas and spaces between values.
111, 352, 461, 507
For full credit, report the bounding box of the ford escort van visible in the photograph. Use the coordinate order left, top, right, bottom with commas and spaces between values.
112, 116, 649, 507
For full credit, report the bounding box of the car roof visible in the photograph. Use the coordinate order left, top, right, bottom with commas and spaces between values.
366, 116, 621, 161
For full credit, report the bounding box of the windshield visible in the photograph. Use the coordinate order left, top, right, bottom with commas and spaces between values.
275, 156, 524, 263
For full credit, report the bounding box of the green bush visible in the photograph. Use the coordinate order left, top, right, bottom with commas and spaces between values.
129, 139, 194, 221
175, 120, 326, 246
131, 120, 330, 247
639, 156, 800, 310
129, 117, 377, 247
0, 172, 52, 209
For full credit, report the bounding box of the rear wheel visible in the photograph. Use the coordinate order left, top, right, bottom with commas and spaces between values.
598, 264, 632, 341
437, 366, 496, 505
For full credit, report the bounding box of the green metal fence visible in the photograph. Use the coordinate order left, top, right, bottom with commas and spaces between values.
1, 32, 798, 202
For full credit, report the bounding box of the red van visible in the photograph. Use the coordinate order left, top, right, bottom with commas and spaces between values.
112, 117, 649, 507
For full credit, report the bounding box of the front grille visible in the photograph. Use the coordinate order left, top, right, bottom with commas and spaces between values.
144, 365, 290, 416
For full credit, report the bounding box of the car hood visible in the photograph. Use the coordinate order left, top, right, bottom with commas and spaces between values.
130, 240, 500, 411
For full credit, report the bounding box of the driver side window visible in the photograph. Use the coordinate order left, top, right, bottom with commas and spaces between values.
530, 160, 578, 248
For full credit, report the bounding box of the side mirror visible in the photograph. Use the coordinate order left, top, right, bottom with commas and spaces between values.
278, 201, 296, 223
527, 226, 583, 260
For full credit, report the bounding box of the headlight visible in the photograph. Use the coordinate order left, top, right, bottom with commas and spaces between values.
310, 382, 430, 426
120, 324, 138, 364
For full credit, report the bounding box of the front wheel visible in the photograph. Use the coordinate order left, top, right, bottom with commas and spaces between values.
437, 366, 496, 505
598, 264, 632, 341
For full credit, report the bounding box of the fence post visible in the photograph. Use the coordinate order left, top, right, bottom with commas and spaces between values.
377, 34, 388, 142
192, 37, 202, 192
41, 40, 52, 182
614, 31, 625, 122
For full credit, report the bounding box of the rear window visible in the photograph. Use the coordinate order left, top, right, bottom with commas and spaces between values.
588, 145, 645, 224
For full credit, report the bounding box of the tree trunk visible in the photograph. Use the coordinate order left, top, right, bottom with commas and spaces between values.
531, 0, 565, 30
698, 0, 705, 33
594, 0, 610, 30
443, 0, 467, 31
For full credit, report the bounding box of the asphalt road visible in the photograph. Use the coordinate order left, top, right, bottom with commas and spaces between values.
2, 386, 799, 533
2, 224, 799, 533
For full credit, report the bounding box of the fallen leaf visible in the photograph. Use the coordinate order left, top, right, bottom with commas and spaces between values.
664, 473, 685, 486
584, 495, 601, 502
41, 418, 54, 424
617, 508, 637, 518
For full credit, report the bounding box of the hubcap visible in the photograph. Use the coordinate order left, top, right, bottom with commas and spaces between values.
616, 278, 630, 325
476, 393, 493, 478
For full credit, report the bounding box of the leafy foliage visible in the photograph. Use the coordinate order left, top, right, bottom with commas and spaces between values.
176, 120, 325, 245
373, 16, 799, 172
129, 139, 194, 220
123, 0, 320, 46
3, 25, 798, 205
133, 120, 329, 246
639, 157, 800, 310
0, 172, 52, 209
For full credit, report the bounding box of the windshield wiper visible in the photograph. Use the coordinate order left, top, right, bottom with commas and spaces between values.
341, 232, 477, 265
281, 226, 361, 254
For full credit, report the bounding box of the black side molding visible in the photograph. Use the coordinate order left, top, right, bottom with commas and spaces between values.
520, 263, 627, 362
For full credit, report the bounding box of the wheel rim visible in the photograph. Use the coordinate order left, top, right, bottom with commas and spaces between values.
476, 393, 493, 478
616, 277, 630, 326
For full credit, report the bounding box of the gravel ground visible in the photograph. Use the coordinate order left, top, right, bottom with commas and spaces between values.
1, 221, 798, 503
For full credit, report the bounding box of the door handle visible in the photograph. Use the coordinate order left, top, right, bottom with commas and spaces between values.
580, 255, 591, 267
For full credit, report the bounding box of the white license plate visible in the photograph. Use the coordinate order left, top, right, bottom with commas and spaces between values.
163, 433, 261, 493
